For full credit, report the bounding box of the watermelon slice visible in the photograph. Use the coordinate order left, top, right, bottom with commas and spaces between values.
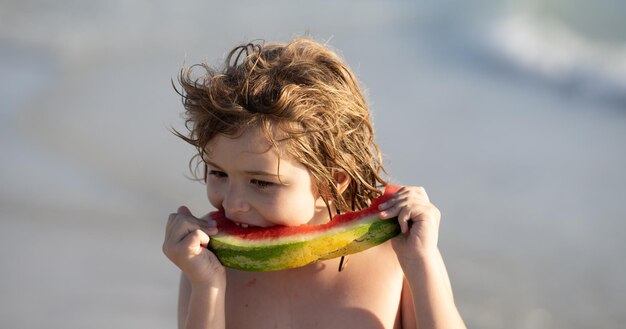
208, 185, 401, 272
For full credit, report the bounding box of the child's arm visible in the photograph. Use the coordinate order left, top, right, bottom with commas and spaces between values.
379, 186, 466, 329
163, 206, 227, 329
178, 273, 226, 329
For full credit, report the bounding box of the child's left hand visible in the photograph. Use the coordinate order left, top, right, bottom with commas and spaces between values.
378, 186, 441, 261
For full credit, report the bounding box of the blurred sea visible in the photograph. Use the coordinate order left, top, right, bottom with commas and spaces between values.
1, 1, 625, 328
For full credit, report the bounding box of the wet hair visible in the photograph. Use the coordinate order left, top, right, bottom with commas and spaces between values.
174, 38, 387, 212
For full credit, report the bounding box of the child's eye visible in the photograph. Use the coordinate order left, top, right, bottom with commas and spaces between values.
251, 179, 274, 189
208, 170, 227, 178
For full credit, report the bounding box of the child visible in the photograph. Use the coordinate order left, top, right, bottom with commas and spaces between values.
163, 38, 466, 329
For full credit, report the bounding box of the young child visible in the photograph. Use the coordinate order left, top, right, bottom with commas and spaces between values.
163, 38, 466, 329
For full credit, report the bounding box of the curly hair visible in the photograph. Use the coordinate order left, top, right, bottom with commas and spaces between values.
174, 38, 387, 212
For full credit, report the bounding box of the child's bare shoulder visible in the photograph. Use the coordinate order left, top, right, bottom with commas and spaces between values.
225, 242, 404, 329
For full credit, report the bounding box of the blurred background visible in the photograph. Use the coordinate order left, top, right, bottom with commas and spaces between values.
1, 0, 625, 328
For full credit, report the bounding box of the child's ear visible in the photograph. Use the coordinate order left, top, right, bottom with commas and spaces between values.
333, 170, 351, 194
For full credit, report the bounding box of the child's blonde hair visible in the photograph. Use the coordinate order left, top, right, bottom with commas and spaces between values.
175, 38, 386, 212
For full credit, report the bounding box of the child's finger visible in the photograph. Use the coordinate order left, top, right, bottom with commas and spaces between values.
378, 206, 398, 220
173, 206, 216, 229
397, 207, 412, 234
177, 205, 193, 216
413, 186, 430, 202
168, 217, 205, 243
378, 195, 405, 212
200, 224, 219, 235
180, 229, 211, 250
378, 198, 395, 211
398, 216, 409, 234
166, 213, 177, 234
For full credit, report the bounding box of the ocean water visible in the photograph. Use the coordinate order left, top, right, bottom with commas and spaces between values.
1, 1, 625, 328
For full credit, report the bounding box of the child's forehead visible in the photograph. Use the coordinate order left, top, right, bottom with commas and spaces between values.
203, 126, 290, 160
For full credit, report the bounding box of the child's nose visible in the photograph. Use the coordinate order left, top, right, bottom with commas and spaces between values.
222, 185, 250, 214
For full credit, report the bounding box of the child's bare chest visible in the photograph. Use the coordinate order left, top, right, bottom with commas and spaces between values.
224, 243, 404, 329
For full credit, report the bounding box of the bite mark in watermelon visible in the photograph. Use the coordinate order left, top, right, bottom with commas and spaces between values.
207, 185, 401, 272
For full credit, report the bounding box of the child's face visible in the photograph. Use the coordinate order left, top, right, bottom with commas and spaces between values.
203, 126, 330, 228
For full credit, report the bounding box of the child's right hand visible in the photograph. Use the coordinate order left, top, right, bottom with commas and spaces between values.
163, 206, 226, 287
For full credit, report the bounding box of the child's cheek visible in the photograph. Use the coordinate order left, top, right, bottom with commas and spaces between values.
258, 200, 295, 225
206, 185, 223, 209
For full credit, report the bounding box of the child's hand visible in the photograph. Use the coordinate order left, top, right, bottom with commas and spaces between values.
163, 206, 226, 287
378, 186, 441, 261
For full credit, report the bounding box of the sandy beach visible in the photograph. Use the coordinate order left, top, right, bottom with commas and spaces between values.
2, 1, 626, 328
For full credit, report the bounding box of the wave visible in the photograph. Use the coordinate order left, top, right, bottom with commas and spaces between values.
484, 14, 626, 106
410, 0, 626, 108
